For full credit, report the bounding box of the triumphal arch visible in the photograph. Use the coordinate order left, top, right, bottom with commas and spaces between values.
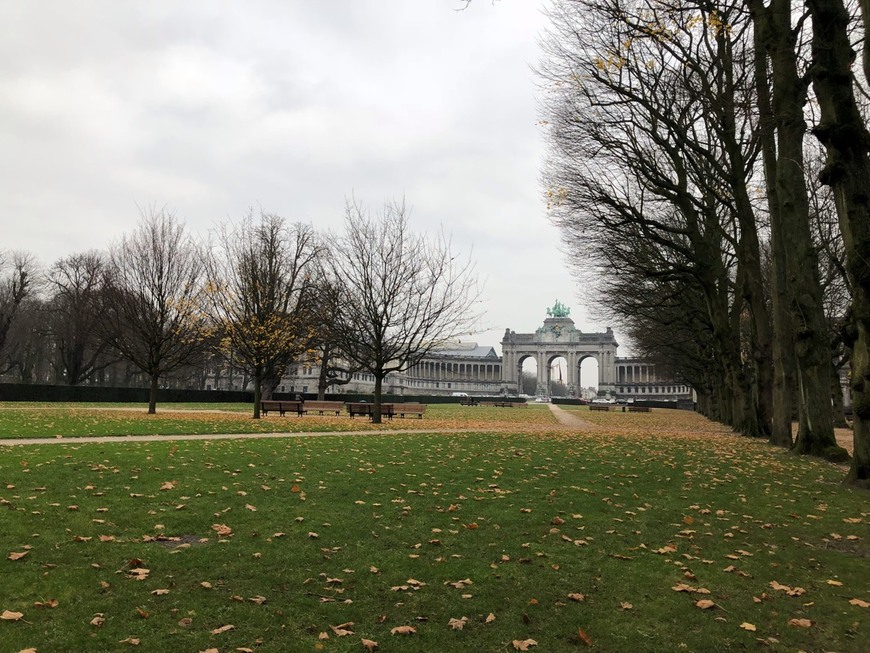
501, 301, 618, 397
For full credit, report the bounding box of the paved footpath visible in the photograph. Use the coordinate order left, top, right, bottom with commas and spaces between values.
0, 404, 596, 447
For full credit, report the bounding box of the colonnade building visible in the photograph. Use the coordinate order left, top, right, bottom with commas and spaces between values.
267, 306, 691, 402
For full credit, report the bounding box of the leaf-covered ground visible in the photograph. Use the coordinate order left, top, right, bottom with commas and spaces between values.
0, 409, 866, 652
0, 404, 560, 439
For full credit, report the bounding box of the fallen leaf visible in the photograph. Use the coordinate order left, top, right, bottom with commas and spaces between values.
361, 639, 378, 651
826, 580, 843, 587
390, 625, 416, 635
211, 624, 235, 635
788, 618, 812, 628
1, 610, 24, 621
448, 616, 468, 630
740, 622, 756, 631
849, 598, 869, 608
211, 524, 233, 537
34, 599, 58, 609
485, 612, 496, 623
8, 551, 29, 561
577, 628, 593, 645
330, 623, 355, 637
695, 600, 716, 610
619, 602, 633, 610
90, 615, 105, 627
151, 589, 170, 596
568, 593, 585, 602
512, 639, 538, 651
119, 637, 141, 645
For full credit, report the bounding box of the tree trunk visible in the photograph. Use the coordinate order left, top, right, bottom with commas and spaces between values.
752, 8, 794, 447
748, 0, 844, 459
807, 0, 870, 482
831, 365, 849, 428
252, 372, 262, 419
372, 373, 383, 425
148, 372, 158, 414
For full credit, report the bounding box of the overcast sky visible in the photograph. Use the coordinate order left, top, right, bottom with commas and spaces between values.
1, 1, 618, 369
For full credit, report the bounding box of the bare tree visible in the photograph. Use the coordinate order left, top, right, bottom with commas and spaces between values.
101, 208, 208, 414
205, 211, 320, 419
327, 198, 481, 423
805, 0, 870, 484
0, 251, 37, 365
44, 251, 116, 385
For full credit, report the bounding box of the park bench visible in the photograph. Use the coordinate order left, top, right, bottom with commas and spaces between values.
347, 402, 395, 420
303, 400, 344, 416
260, 400, 305, 416
628, 405, 651, 412
589, 404, 610, 411
459, 397, 479, 406
393, 403, 426, 419
480, 401, 527, 408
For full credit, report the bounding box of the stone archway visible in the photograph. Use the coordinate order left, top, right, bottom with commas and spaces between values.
501, 304, 618, 397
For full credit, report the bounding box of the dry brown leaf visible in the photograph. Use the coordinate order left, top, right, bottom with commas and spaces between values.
826, 579, 843, 586
512, 639, 538, 651
849, 598, 869, 608
18, 648, 37, 653
485, 612, 496, 623
739, 622, 756, 631
390, 625, 416, 635
211, 524, 232, 537
211, 624, 235, 635
127, 568, 150, 580
568, 593, 586, 602
8, 551, 29, 561
577, 628, 593, 646
331, 623, 355, 637
448, 616, 468, 630
788, 618, 812, 628
151, 589, 170, 596
619, 602, 633, 610
245, 504, 257, 512
695, 599, 716, 610
361, 639, 378, 651
200, 581, 213, 589
1, 610, 24, 621
119, 637, 140, 645
90, 615, 105, 627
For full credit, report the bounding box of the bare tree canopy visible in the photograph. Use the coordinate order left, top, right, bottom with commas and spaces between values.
101, 208, 207, 414
0, 250, 37, 365
205, 211, 321, 418
327, 198, 481, 423
44, 251, 115, 385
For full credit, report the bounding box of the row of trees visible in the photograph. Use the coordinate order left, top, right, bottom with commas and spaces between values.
0, 200, 480, 423
540, 0, 869, 485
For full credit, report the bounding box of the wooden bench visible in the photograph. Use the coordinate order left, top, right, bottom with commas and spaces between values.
347, 403, 395, 420
393, 403, 426, 419
303, 400, 344, 416
260, 400, 305, 416
480, 401, 528, 408
628, 405, 651, 412
459, 398, 479, 406
589, 404, 610, 411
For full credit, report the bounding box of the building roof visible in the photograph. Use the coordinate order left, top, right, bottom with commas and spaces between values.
430, 344, 499, 360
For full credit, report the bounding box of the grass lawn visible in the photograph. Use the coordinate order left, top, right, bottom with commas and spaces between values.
0, 408, 867, 652
0, 403, 558, 439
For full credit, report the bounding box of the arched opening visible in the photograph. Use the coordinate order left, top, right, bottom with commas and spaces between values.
548, 356, 568, 397
578, 356, 599, 400
519, 355, 537, 396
